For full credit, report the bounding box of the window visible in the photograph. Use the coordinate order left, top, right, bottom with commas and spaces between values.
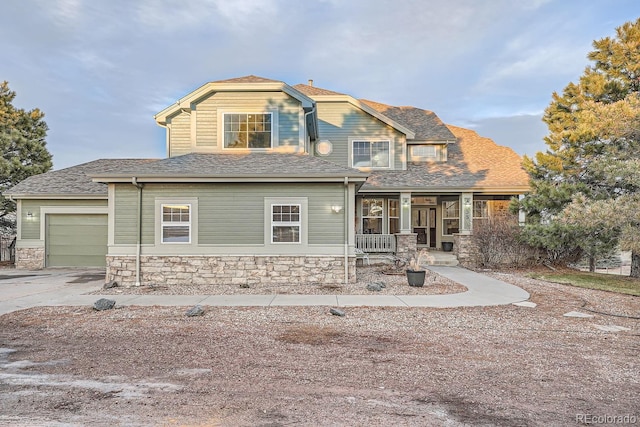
362, 198, 384, 234
388, 199, 400, 234
271, 204, 301, 243
161, 204, 191, 243
352, 140, 390, 168
442, 201, 459, 236
410, 145, 436, 160
224, 113, 272, 149
473, 201, 488, 219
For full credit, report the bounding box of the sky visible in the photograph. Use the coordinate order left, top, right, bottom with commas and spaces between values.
2, 0, 639, 170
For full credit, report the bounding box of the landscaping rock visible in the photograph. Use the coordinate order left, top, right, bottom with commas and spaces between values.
513, 301, 537, 308
93, 298, 116, 311
329, 308, 345, 317
186, 305, 205, 317
366, 282, 384, 292
103, 280, 118, 289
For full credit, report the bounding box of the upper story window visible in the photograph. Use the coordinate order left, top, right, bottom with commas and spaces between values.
352, 140, 390, 168
224, 113, 272, 149
161, 204, 191, 243
410, 145, 436, 160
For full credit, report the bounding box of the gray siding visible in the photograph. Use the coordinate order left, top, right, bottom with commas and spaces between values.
113, 183, 345, 246
168, 111, 191, 157
315, 101, 406, 169
20, 199, 107, 240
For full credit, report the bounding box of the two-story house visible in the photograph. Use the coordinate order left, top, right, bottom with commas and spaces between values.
6, 75, 529, 286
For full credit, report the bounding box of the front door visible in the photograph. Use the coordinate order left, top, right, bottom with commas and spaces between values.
412, 208, 436, 247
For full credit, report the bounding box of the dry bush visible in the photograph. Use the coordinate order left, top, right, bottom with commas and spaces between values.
472, 216, 539, 268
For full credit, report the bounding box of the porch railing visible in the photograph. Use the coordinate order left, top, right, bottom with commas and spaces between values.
356, 234, 396, 253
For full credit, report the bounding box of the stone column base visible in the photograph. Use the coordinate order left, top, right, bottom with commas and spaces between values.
395, 233, 417, 262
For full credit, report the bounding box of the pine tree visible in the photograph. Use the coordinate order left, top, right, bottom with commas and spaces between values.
0, 81, 53, 232
519, 18, 640, 277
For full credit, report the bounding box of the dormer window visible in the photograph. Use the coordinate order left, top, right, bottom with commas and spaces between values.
410, 145, 436, 159
223, 113, 272, 149
352, 140, 390, 168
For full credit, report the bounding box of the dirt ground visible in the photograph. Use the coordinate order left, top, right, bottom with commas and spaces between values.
0, 272, 638, 426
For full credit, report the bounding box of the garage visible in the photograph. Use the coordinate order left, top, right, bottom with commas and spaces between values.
45, 214, 108, 267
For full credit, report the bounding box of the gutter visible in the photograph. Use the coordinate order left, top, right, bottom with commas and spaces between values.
132, 177, 144, 287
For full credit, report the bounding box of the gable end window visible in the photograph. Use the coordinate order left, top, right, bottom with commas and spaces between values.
352, 140, 390, 168
224, 113, 272, 149
271, 204, 301, 243
161, 204, 191, 243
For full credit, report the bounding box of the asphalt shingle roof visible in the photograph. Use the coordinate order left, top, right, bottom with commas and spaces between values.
293, 84, 346, 96
359, 99, 456, 141
92, 152, 368, 180
5, 159, 156, 197
213, 75, 283, 84
361, 125, 529, 191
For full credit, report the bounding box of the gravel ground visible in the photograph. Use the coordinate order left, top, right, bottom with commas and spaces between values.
93, 266, 467, 295
0, 270, 638, 426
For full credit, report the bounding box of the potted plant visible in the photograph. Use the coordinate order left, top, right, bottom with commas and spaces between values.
406, 249, 432, 287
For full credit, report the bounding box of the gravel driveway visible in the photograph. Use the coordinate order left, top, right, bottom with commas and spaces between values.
0, 271, 638, 426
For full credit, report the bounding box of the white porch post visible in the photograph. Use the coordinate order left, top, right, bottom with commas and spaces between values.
460, 193, 473, 234
400, 192, 412, 234
518, 194, 526, 226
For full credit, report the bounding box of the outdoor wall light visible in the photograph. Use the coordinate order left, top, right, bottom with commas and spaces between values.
331, 205, 343, 213
26, 211, 34, 219
402, 198, 410, 208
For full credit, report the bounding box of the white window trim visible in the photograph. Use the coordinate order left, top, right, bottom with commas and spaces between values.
264, 197, 308, 247
155, 198, 198, 246
349, 138, 393, 169
473, 200, 489, 220
442, 200, 460, 236
388, 199, 399, 234
270, 203, 302, 244
409, 144, 437, 161
361, 198, 384, 234
218, 110, 279, 151
161, 204, 191, 244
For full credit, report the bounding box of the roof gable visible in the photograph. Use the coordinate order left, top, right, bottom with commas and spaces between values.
155, 77, 316, 125
359, 99, 456, 141
293, 83, 416, 139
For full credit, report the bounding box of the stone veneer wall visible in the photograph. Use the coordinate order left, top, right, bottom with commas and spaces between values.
395, 233, 417, 263
453, 234, 479, 267
106, 255, 356, 287
15, 247, 45, 270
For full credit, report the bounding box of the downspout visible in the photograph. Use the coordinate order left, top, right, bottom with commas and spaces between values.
344, 177, 349, 285
132, 177, 144, 287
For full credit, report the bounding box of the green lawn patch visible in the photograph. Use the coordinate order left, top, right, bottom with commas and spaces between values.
528, 270, 640, 296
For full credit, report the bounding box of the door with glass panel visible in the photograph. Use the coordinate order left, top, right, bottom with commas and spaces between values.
412, 207, 436, 247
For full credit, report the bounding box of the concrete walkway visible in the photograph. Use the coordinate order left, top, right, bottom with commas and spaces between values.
0, 267, 530, 315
